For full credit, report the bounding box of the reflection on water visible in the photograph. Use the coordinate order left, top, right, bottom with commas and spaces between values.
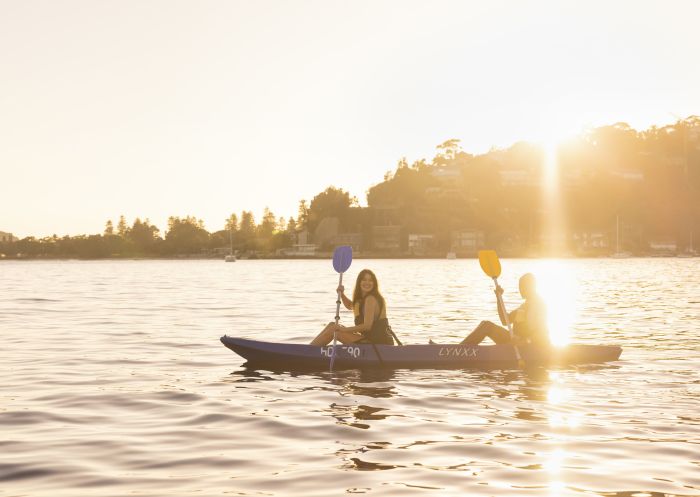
1, 259, 700, 496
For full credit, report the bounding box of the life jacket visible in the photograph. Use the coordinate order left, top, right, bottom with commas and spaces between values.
353, 295, 394, 345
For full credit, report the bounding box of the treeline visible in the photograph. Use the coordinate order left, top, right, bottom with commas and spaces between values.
2, 116, 699, 258
1, 214, 294, 259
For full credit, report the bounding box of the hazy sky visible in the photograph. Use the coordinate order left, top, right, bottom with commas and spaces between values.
2, 0, 699, 237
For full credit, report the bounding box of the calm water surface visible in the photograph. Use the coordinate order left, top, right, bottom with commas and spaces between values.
1, 258, 699, 496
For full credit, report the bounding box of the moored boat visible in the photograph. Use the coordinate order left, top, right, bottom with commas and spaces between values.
220, 336, 622, 370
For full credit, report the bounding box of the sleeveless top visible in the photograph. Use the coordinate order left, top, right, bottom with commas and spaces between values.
512, 296, 550, 345
352, 295, 394, 345
353, 297, 388, 324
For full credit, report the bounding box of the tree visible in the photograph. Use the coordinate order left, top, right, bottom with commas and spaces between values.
128, 218, 160, 253
286, 217, 297, 233
307, 186, 356, 232
256, 208, 285, 252
436, 138, 462, 162
117, 215, 128, 237
238, 211, 256, 250
366, 162, 437, 233
296, 200, 309, 230
225, 213, 238, 232
104, 220, 114, 236
258, 207, 277, 241
164, 216, 209, 254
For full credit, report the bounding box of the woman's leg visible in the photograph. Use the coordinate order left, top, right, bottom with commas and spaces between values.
460, 321, 511, 345
336, 331, 365, 344
311, 324, 366, 346
310, 322, 336, 346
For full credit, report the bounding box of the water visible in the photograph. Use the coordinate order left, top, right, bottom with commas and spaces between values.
1, 258, 699, 497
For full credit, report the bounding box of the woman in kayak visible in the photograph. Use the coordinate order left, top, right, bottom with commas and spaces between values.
310, 269, 394, 346
460, 273, 550, 346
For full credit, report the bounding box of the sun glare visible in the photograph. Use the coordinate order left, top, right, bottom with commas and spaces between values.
541, 139, 560, 191
533, 260, 578, 347
544, 449, 566, 473
535, 128, 575, 257
532, 122, 577, 191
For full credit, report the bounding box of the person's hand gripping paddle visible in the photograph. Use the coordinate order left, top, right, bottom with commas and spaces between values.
330, 246, 353, 370
478, 250, 525, 369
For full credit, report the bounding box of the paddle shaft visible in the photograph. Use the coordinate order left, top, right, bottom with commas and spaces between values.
389, 328, 403, 346
492, 276, 524, 365
330, 272, 343, 370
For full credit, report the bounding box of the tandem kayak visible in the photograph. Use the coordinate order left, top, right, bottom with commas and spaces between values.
220, 335, 622, 370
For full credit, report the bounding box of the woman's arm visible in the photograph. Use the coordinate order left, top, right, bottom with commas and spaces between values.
338, 285, 353, 310
339, 296, 377, 334
495, 285, 510, 326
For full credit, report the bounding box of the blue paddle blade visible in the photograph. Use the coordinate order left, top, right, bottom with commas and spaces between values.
332, 245, 353, 273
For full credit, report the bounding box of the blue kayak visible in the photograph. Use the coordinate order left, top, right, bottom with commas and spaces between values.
220, 335, 622, 370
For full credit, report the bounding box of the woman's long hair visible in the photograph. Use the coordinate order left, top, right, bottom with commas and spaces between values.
352, 269, 385, 311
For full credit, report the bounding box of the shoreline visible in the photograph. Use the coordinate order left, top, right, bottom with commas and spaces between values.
0, 253, 687, 261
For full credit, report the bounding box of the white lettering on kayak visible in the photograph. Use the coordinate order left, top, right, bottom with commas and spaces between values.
320, 346, 362, 358
438, 347, 478, 358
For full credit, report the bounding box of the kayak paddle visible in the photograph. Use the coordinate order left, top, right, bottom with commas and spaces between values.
478, 250, 525, 368
330, 245, 353, 370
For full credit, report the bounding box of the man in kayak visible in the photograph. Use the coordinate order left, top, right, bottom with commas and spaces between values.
460, 273, 550, 346
310, 269, 394, 346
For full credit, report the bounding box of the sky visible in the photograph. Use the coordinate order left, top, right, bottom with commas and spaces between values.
2, 0, 699, 238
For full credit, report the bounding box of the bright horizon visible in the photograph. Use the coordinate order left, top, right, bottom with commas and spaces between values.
2, 0, 699, 238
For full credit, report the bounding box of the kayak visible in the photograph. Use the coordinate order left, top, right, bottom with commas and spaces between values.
220, 335, 623, 370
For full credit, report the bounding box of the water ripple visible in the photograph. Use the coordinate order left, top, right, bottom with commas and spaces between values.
1, 259, 699, 496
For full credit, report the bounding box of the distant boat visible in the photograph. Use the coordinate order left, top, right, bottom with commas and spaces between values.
610, 252, 632, 258
611, 215, 632, 258
678, 231, 697, 258
225, 226, 236, 262
446, 251, 457, 259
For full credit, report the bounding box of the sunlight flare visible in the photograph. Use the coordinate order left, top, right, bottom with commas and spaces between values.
547, 386, 572, 405
544, 449, 566, 473
541, 139, 560, 192
533, 261, 578, 346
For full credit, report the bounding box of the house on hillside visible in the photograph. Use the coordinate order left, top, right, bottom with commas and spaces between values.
0, 231, 16, 243
450, 230, 485, 256
610, 169, 644, 181
313, 217, 339, 249
284, 244, 317, 256
572, 231, 609, 255
430, 164, 461, 182
408, 234, 435, 255
372, 226, 401, 252
648, 239, 677, 256
332, 232, 363, 253
498, 168, 540, 187
284, 229, 317, 256
370, 204, 402, 253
